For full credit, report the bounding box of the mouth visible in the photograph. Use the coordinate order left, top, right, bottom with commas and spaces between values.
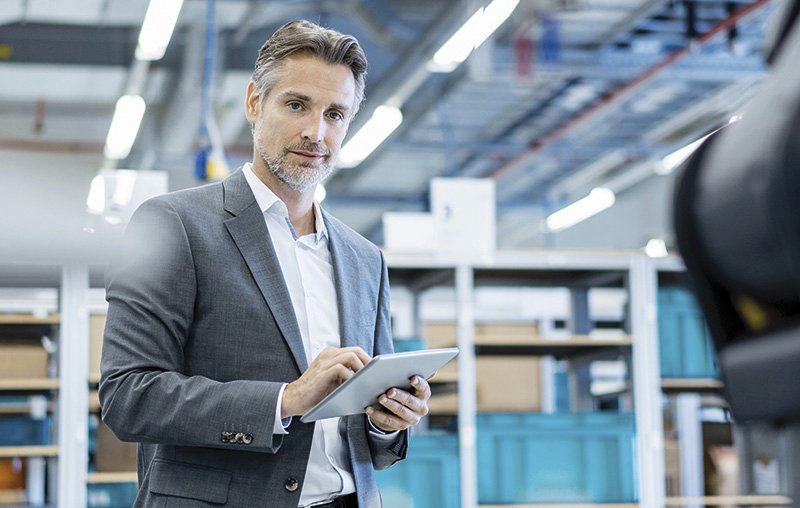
289, 150, 327, 160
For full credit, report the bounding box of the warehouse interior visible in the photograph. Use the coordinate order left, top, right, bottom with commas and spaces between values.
0, 0, 794, 506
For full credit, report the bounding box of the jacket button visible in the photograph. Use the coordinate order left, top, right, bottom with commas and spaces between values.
285, 478, 299, 492
243, 433, 253, 444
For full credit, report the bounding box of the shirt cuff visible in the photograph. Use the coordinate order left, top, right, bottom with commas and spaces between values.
367, 415, 400, 440
273, 383, 291, 435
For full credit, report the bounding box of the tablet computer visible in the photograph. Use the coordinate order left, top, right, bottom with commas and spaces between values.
300, 347, 459, 423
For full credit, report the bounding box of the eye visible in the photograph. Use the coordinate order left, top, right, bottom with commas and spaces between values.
287, 101, 303, 111
328, 110, 344, 122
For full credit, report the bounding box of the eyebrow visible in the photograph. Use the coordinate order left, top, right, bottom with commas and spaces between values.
279, 91, 351, 114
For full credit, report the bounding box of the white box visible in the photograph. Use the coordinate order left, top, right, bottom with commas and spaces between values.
382, 212, 436, 253
430, 178, 495, 261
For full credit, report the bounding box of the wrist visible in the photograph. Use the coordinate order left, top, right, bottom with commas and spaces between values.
281, 383, 299, 418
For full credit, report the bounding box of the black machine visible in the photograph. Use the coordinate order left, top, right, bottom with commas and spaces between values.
673, 0, 800, 497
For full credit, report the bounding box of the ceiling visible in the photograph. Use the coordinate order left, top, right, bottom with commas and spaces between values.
0, 0, 775, 251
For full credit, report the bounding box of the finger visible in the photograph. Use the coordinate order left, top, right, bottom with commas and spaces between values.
385, 388, 427, 415
410, 376, 431, 400
342, 346, 372, 365
332, 364, 356, 383
366, 406, 406, 431
335, 347, 371, 371
379, 393, 422, 425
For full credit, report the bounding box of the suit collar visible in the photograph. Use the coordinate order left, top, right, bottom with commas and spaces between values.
222, 168, 308, 372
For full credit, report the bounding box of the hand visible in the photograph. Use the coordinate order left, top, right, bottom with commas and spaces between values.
365, 375, 431, 432
282, 346, 371, 418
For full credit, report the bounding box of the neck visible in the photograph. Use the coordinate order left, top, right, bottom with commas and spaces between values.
251, 160, 316, 236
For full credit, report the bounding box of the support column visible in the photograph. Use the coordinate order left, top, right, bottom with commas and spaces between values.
455, 265, 477, 508
58, 264, 89, 507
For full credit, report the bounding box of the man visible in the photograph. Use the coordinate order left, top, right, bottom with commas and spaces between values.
99, 19, 430, 508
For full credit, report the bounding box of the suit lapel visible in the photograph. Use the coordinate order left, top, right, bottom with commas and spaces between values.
323, 210, 363, 351
222, 170, 308, 372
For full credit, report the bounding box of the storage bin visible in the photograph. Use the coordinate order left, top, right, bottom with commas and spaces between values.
0, 415, 49, 446
658, 287, 719, 378
376, 433, 459, 508
392, 337, 426, 353
477, 412, 636, 503
87, 482, 138, 507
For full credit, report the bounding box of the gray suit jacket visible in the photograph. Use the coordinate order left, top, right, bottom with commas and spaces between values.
99, 169, 407, 507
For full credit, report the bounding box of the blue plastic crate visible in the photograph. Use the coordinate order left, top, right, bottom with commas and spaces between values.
392, 338, 427, 353
658, 287, 719, 378
477, 412, 636, 504
0, 415, 50, 446
376, 433, 459, 508
88, 482, 138, 507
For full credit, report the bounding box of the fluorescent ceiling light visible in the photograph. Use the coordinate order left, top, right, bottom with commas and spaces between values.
428, 0, 520, 72
136, 0, 184, 61
104, 95, 146, 159
546, 187, 616, 232
645, 238, 668, 258
86, 175, 105, 215
338, 105, 403, 168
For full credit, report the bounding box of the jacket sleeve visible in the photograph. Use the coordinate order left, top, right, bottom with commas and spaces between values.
98, 197, 286, 454
366, 252, 409, 470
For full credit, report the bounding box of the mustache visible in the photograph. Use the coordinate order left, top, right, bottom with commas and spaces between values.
284, 142, 330, 157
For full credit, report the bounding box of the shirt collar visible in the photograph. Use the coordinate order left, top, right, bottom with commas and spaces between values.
242, 163, 328, 242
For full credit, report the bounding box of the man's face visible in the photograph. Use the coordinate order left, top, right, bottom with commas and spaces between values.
245, 53, 356, 194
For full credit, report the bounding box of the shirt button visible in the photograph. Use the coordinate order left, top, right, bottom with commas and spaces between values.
285, 478, 299, 492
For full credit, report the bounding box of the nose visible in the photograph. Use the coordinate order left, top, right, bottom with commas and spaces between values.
301, 114, 326, 143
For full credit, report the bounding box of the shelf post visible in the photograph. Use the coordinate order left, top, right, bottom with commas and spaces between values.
455, 264, 477, 508
58, 264, 89, 507
630, 254, 666, 506
676, 393, 703, 506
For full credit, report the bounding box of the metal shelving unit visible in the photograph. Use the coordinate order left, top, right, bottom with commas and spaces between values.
654, 256, 794, 507
385, 249, 666, 508
0, 264, 90, 507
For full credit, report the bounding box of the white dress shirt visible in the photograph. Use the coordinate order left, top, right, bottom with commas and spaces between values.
242, 164, 395, 507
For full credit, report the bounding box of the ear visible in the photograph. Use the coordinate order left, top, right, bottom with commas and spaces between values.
245, 81, 261, 124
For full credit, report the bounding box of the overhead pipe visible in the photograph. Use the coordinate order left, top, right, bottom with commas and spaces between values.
487, 0, 771, 183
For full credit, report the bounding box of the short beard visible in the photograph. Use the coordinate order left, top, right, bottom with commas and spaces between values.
255, 140, 334, 194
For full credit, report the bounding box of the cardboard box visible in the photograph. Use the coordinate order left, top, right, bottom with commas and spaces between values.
89, 314, 106, 381
428, 356, 541, 413
476, 356, 540, 412
0, 343, 47, 379
423, 322, 540, 348
0, 458, 24, 490
96, 421, 137, 472
427, 392, 458, 415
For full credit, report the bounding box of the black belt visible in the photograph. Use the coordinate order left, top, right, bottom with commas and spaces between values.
309, 493, 358, 508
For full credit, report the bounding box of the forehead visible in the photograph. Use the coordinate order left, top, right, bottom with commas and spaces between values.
269, 53, 356, 109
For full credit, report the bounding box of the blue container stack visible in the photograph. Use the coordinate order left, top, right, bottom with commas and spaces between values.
477, 412, 636, 504
376, 433, 460, 508
0, 414, 49, 446
658, 287, 719, 378
87, 482, 138, 507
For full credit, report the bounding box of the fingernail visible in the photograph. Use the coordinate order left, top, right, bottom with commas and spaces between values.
388, 389, 396, 397
366, 407, 374, 415
412, 377, 421, 386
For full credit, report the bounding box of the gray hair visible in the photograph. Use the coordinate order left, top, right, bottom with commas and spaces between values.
252, 19, 368, 116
